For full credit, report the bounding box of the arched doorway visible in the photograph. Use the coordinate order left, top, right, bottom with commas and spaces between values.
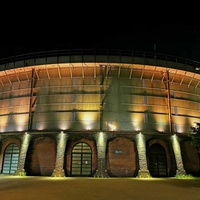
25, 137, 56, 176
181, 140, 200, 176
71, 142, 92, 176
2, 143, 19, 174
107, 137, 138, 177
148, 144, 167, 177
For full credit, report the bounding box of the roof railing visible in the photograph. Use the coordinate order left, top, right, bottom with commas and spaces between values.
0, 49, 200, 69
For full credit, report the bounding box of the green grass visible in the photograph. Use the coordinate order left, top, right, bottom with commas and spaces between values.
175, 174, 200, 181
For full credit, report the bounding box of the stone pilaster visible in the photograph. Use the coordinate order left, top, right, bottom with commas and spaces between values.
51, 132, 68, 177
94, 132, 109, 178
135, 133, 151, 178
171, 134, 186, 176
15, 133, 31, 176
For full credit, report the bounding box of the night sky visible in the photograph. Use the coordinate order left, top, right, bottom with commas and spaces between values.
0, 23, 200, 61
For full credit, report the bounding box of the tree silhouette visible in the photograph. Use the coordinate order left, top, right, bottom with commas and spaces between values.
190, 122, 200, 153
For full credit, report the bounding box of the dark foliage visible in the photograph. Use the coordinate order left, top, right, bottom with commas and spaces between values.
190, 122, 200, 153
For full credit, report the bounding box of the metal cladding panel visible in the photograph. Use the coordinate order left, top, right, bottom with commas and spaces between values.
121, 56, 133, 63
2, 123, 28, 132
0, 54, 199, 134
70, 56, 82, 63
5, 62, 15, 69
15, 61, 25, 69
25, 59, 35, 66
35, 58, 47, 65
58, 56, 70, 63
46, 57, 59, 64
82, 55, 96, 62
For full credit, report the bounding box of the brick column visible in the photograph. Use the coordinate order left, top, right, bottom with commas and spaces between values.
94, 132, 109, 178
135, 133, 151, 178
171, 134, 186, 176
52, 132, 68, 177
15, 133, 31, 176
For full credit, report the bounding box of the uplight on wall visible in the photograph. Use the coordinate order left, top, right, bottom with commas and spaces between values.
131, 121, 142, 131
13, 114, 29, 132
79, 112, 98, 130
156, 124, 165, 132
108, 122, 116, 131
0, 116, 8, 132
58, 122, 71, 131
131, 114, 143, 131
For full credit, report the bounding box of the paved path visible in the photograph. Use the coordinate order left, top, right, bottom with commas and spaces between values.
0, 176, 200, 200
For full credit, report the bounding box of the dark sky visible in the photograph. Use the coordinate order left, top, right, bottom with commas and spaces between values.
0, 23, 200, 61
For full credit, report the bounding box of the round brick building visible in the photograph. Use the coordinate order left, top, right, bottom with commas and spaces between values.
0, 49, 199, 177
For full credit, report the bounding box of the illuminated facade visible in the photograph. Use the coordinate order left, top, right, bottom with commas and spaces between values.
0, 49, 200, 177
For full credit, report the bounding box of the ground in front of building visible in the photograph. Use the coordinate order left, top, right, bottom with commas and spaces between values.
0, 175, 200, 200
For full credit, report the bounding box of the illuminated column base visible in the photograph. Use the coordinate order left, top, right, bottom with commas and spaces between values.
52, 132, 68, 177
137, 170, 151, 178
15, 169, 27, 176
171, 134, 186, 176
52, 169, 65, 177
135, 133, 151, 178
95, 158, 109, 178
175, 169, 187, 176
15, 133, 31, 176
94, 132, 109, 178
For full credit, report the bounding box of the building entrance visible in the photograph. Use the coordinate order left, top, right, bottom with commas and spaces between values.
2, 143, 19, 174
71, 142, 92, 176
148, 144, 168, 177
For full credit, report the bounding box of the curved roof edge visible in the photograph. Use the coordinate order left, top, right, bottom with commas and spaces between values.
0, 49, 200, 74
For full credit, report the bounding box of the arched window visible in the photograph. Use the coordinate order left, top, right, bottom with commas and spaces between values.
71, 142, 92, 176
2, 143, 19, 174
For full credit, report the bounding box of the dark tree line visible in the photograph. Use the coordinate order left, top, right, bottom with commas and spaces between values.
190, 122, 200, 153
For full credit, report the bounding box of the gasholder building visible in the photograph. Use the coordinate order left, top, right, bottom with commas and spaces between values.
0, 49, 200, 177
